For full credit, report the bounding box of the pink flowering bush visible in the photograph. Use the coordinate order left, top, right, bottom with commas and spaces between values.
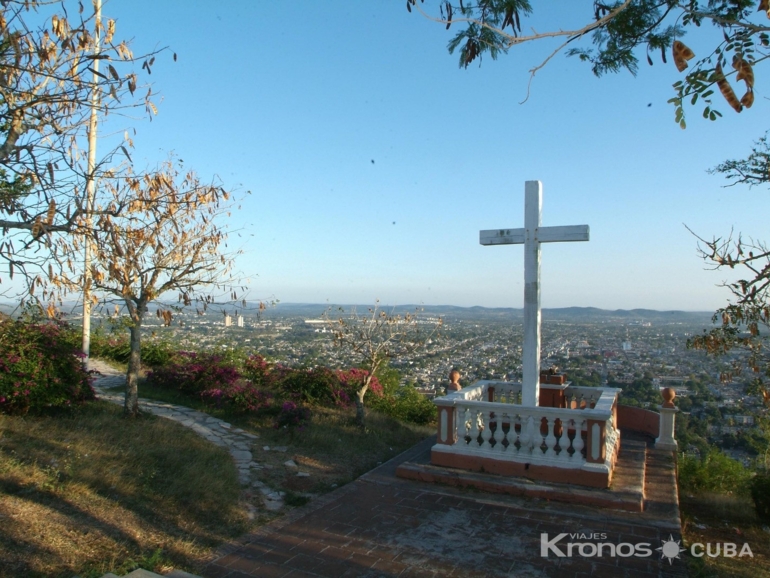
336, 368, 383, 402
0, 318, 95, 415
242, 354, 274, 387
274, 401, 311, 431
146, 351, 242, 395
278, 366, 343, 405
200, 383, 274, 413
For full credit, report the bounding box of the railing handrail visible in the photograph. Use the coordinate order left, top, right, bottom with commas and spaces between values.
434, 396, 614, 420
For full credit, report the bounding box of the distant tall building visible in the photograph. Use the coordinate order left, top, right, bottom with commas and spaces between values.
224, 314, 232, 327
622, 341, 631, 351
237, 315, 244, 328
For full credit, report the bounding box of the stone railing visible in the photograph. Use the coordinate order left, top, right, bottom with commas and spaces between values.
431, 380, 622, 487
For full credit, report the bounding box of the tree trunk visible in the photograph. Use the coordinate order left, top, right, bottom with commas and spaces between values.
355, 386, 367, 427
125, 315, 142, 417
355, 371, 377, 427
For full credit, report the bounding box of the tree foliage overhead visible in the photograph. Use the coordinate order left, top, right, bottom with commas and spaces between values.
0, 0, 162, 297
409, 1, 770, 126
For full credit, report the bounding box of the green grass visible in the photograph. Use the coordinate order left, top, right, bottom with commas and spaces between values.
0, 401, 249, 578
110, 376, 433, 493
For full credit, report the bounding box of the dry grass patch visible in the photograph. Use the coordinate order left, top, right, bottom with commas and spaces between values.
681, 494, 770, 577
229, 405, 433, 496
0, 401, 249, 578
112, 378, 433, 498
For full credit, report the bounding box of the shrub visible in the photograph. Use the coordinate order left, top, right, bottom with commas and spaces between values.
139, 338, 176, 367
678, 448, 751, 496
0, 318, 94, 415
370, 383, 436, 426
242, 353, 274, 387
279, 366, 343, 405
200, 383, 274, 414
147, 351, 242, 395
336, 368, 383, 401
274, 401, 311, 431
88, 329, 175, 367
751, 471, 770, 522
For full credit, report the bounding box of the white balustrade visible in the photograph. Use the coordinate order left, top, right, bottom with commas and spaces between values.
434, 380, 621, 475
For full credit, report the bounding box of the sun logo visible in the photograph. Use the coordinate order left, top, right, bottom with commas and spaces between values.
657, 535, 686, 564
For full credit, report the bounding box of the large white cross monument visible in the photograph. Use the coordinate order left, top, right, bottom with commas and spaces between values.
480, 181, 589, 407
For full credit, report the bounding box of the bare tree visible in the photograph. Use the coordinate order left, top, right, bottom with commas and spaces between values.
688, 227, 770, 403
324, 302, 441, 426
56, 159, 241, 416
0, 0, 165, 298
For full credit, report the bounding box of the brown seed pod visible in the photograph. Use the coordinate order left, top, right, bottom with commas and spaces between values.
715, 63, 743, 113
672, 41, 694, 72
759, 0, 769, 19
733, 55, 754, 88
741, 89, 754, 109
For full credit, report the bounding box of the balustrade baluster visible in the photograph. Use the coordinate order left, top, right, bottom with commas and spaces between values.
544, 416, 556, 457
481, 410, 493, 449
572, 418, 584, 460
469, 409, 480, 446
520, 415, 535, 453
457, 407, 468, 444
500, 414, 511, 450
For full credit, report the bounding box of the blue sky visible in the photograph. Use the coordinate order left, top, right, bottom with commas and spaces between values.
75, 1, 770, 311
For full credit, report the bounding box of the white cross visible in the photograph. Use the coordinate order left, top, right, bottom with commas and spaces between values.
480, 181, 589, 407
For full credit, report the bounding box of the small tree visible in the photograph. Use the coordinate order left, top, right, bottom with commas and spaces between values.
324, 302, 441, 426
0, 0, 163, 296
61, 159, 240, 416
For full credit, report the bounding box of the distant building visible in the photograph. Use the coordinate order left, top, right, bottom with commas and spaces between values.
224, 314, 232, 327
237, 315, 244, 328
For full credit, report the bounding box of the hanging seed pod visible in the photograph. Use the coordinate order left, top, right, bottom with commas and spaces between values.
672, 41, 694, 72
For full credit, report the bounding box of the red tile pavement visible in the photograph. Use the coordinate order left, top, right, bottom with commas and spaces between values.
202, 436, 688, 577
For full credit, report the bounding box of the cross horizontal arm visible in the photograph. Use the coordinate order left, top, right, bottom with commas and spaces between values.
537, 225, 590, 243
480, 228, 525, 246
479, 224, 589, 246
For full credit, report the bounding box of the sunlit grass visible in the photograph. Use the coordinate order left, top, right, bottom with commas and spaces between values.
0, 401, 249, 578
112, 377, 433, 493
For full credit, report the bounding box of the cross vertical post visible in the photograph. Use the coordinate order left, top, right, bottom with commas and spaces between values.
480, 180, 589, 407
523, 181, 542, 407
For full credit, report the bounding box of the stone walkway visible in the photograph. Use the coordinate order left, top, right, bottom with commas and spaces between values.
203, 437, 687, 578
89, 361, 687, 577
88, 359, 285, 512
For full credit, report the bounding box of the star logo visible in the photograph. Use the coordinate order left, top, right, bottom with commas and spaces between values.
656, 535, 686, 564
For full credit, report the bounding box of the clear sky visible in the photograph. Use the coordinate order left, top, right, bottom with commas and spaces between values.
62, 1, 770, 311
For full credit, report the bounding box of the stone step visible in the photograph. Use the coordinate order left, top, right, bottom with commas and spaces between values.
395, 436, 649, 512
94, 569, 202, 578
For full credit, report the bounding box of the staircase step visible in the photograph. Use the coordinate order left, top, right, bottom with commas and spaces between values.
94, 569, 203, 578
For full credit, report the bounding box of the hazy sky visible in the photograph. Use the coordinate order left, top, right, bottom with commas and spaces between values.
50, 1, 770, 310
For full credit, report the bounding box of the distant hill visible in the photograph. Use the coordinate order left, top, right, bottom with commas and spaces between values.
267, 303, 714, 324
0, 300, 715, 325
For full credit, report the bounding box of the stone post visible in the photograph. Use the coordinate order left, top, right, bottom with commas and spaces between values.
656, 387, 679, 451
437, 406, 456, 445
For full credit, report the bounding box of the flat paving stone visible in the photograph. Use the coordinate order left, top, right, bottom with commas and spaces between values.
203, 436, 688, 578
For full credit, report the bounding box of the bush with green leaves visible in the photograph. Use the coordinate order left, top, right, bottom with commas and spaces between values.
0, 318, 94, 415
278, 366, 347, 406
750, 471, 770, 522
370, 383, 436, 426
678, 448, 751, 496
88, 329, 175, 367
